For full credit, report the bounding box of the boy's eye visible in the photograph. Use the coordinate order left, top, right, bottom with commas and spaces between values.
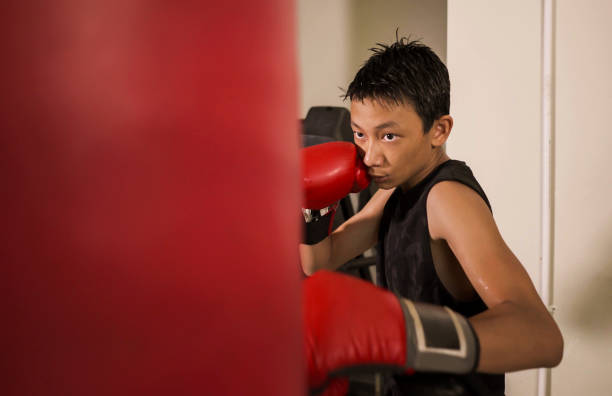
383, 133, 396, 141
354, 131, 364, 139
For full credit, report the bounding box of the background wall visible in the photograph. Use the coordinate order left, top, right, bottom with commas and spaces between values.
297, 0, 351, 117
297, 0, 446, 117
552, 0, 612, 394
448, 1, 612, 395
298, 1, 612, 395
446, 1, 542, 394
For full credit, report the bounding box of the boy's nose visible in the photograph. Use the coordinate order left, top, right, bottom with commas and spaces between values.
363, 142, 383, 168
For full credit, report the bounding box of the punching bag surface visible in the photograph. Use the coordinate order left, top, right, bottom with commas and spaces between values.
1, 1, 302, 395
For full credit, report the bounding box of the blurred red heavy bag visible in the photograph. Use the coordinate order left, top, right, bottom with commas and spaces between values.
1, 1, 302, 395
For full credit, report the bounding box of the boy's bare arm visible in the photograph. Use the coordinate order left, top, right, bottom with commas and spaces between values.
427, 181, 563, 373
300, 188, 395, 275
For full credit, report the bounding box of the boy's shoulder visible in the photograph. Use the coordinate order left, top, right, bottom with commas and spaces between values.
426, 160, 491, 211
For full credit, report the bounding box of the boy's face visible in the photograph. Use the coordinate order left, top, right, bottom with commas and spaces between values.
350, 98, 445, 190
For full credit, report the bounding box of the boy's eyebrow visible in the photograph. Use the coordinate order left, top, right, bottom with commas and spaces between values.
351, 120, 400, 130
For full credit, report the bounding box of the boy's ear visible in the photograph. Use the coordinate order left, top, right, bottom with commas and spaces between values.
430, 115, 453, 147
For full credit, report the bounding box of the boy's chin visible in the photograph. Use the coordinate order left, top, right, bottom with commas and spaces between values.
373, 180, 395, 189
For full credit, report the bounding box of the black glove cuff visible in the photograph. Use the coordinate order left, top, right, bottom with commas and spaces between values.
398, 299, 480, 375
302, 204, 337, 245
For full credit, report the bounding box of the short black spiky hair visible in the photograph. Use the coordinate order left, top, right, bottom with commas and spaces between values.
344, 36, 450, 133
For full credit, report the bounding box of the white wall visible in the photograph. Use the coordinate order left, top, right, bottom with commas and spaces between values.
297, 0, 446, 118
297, 0, 351, 117
447, 2, 542, 394
448, 1, 612, 395
552, 0, 612, 394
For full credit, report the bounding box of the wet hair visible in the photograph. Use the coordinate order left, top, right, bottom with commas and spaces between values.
344, 36, 450, 133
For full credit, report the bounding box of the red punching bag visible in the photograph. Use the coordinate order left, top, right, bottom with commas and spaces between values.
1, 1, 303, 395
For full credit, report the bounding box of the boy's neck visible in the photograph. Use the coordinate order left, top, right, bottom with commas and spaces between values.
399, 150, 450, 192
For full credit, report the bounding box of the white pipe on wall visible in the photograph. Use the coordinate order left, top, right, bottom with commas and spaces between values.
538, 0, 555, 395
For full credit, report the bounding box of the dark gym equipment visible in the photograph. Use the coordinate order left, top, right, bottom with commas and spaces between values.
303, 106, 354, 142
301, 106, 377, 284
302, 106, 380, 395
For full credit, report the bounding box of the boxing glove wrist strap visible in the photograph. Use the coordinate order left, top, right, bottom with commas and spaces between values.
301, 204, 337, 223
398, 298, 480, 374
301, 203, 338, 245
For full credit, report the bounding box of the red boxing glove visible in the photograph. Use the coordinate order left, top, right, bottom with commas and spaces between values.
303, 271, 480, 394
319, 378, 349, 396
302, 142, 370, 210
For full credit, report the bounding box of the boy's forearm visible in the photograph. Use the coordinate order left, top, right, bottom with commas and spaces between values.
470, 301, 563, 373
299, 237, 332, 276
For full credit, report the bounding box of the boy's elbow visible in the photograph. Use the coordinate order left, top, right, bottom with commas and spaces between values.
543, 319, 564, 368
301, 264, 315, 277
299, 256, 315, 276
549, 328, 564, 367
300, 256, 326, 276
299, 243, 318, 276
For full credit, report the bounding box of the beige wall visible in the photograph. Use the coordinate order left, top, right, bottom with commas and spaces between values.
448, 1, 612, 395
552, 0, 612, 394
447, 2, 542, 394
297, 0, 446, 117
297, 0, 351, 117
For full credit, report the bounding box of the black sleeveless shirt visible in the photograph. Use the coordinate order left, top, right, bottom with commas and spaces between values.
377, 160, 505, 396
